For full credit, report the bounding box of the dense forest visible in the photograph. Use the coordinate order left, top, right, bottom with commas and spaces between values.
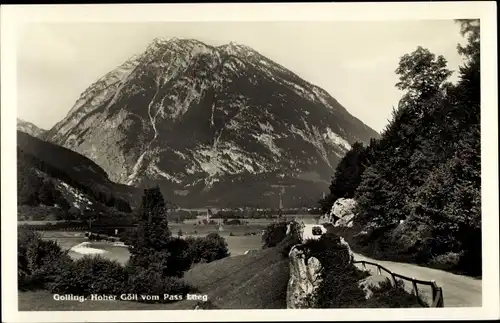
320, 19, 481, 275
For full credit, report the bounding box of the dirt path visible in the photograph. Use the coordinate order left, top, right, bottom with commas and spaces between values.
352, 252, 482, 307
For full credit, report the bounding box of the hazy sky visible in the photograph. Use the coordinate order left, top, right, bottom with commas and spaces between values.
17, 20, 467, 133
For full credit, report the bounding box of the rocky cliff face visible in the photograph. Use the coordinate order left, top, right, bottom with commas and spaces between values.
45, 37, 379, 208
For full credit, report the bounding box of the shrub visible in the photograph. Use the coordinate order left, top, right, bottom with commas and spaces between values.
278, 235, 301, 258
49, 255, 127, 296
18, 228, 73, 290
365, 278, 427, 308
185, 234, 230, 264
126, 266, 195, 304
262, 222, 288, 248
429, 252, 462, 271
163, 238, 193, 277
128, 237, 193, 277
200, 233, 230, 262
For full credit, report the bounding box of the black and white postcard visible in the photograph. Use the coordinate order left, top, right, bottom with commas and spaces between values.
1, 2, 498, 322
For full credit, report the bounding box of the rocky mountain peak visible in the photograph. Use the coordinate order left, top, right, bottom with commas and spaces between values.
45, 37, 379, 208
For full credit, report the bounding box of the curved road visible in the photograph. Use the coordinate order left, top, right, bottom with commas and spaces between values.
352, 252, 482, 307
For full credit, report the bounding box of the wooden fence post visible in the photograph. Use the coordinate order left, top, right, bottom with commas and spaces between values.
430, 280, 438, 305
438, 287, 444, 307
391, 273, 397, 286
411, 277, 419, 298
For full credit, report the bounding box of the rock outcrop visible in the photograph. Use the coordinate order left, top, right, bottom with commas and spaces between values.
331, 198, 357, 227
286, 245, 323, 308
318, 198, 357, 226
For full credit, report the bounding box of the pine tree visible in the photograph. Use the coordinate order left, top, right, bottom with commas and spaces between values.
124, 186, 172, 260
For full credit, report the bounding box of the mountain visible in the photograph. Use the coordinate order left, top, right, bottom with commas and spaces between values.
17, 118, 47, 139
17, 130, 138, 217
45, 38, 379, 208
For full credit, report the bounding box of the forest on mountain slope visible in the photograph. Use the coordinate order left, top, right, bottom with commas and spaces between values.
319, 19, 481, 276
17, 130, 136, 221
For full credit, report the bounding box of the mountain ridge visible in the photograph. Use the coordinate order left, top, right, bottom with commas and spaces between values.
17, 118, 47, 139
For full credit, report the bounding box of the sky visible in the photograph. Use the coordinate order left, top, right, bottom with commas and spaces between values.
16, 20, 467, 133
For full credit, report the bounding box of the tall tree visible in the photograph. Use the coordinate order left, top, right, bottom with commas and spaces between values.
138, 186, 167, 224
123, 186, 172, 264
395, 46, 453, 109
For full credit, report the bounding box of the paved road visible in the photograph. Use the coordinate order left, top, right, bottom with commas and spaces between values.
352, 252, 482, 307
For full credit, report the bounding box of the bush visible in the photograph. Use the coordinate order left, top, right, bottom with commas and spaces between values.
163, 238, 193, 277
201, 233, 230, 262
365, 278, 427, 308
429, 252, 462, 271
18, 228, 73, 290
49, 255, 127, 296
125, 266, 195, 303
128, 237, 194, 277
262, 222, 288, 248
185, 234, 230, 264
277, 235, 302, 258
